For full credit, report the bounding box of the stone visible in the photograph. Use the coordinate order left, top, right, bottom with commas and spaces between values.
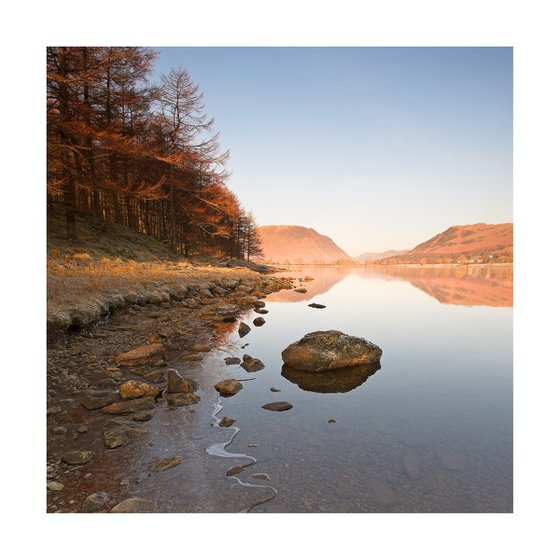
254, 308, 269, 314
119, 380, 160, 400
111, 497, 156, 513
219, 416, 236, 427
261, 401, 293, 412
241, 354, 265, 372
146, 332, 163, 344
308, 303, 326, 309
47, 405, 62, 416
281, 330, 382, 372
102, 396, 156, 415
251, 473, 271, 481
81, 492, 110, 512
226, 465, 246, 477
116, 343, 166, 367
81, 389, 120, 410
183, 353, 203, 361
402, 449, 423, 479
77, 425, 88, 434
167, 393, 200, 406
143, 370, 167, 384
270, 387, 281, 392
371, 479, 398, 506
102, 418, 149, 449
238, 322, 251, 338
132, 410, 154, 422
328, 419, 337, 424
47, 481, 64, 491
224, 357, 241, 365
52, 426, 67, 434
167, 369, 199, 394
148, 456, 183, 472
191, 344, 211, 352
186, 298, 199, 309
293, 287, 307, 293
254, 301, 266, 308
198, 288, 214, 299
214, 379, 243, 397
62, 450, 94, 465
253, 317, 266, 327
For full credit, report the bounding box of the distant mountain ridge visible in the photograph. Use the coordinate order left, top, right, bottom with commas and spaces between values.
354, 249, 409, 262
256, 225, 352, 264
376, 223, 513, 264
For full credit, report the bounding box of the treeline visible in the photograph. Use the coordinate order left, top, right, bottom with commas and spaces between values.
47, 47, 262, 260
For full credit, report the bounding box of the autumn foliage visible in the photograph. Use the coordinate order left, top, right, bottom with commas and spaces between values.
47, 47, 262, 260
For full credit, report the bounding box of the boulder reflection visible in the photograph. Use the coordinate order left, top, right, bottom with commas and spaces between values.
281, 362, 381, 394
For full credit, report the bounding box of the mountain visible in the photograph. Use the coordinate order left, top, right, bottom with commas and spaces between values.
256, 225, 352, 264
376, 223, 513, 264
354, 249, 409, 262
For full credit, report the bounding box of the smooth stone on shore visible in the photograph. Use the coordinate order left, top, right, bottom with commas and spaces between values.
167, 369, 199, 394
219, 416, 236, 427
238, 322, 251, 338
47, 405, 62, 415
224, 357, 241, 365
102, 418, 149, 449
47, 481, 64, 491
111, 497, 156, 513
402, 449, 423, 479
62, 450, 94, 465
254, 308, 269, 314
81, 492, 111, 512
241, 354, 265, 372
261, 401, 293, 412
102, 396, 156, 415
253, 317, 266, 327
148, 456, 183, 473
132, 410, 154, 422
81, 390, 119, 410
254, 301, 266, 308
119, 380, 160, 400
116, 343, 166, 367
293, 287, 307, 293
166, 393, 200, 406
281, 330, 382, 372
214, 379, 243, 397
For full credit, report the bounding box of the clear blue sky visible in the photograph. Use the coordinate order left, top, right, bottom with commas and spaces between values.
152, 47, 512, 256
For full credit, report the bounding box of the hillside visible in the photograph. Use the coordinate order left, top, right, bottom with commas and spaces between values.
256, 225, 352, 264
376, 223, 513, 264
354, 249, 408, 263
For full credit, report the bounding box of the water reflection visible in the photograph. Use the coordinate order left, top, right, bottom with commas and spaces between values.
281, 362, 382, 393
271, 265, 513, 307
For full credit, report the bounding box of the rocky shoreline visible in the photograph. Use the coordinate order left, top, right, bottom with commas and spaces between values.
46, 271, 292, 513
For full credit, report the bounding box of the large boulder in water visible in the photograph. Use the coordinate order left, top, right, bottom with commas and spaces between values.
281, 330, 382, 372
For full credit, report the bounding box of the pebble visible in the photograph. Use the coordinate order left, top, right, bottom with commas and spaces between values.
261, 401, 293, 412
47, 481, 64, 491
52, 426, 67, 434
148, 456, 183, 473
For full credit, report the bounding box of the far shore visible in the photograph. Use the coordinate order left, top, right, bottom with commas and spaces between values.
261, 262, 513, 269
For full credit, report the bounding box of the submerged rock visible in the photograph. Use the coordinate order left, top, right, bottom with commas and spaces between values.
102, 396, 156, 415
102, 418, 149, 449
81, 389, 119, 410
214, 379, 243, 397
241, 354, 265, 372
402, 449, 423, 479
438, 450, 466, 471
81, 492, 111, 512
167, 393, 200, 406
261, 401, 293, 412
281, 330, 382, 372
116, 343, 166, 367
132, 410, 154, 422
148, 456, 183, 473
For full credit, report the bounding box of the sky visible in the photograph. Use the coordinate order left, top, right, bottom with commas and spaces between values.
152, 47, 512, 256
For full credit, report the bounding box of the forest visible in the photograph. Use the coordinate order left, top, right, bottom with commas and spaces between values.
47, 47, 262, 260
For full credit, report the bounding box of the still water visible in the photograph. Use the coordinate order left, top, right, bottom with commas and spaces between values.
212, 265, 513, 512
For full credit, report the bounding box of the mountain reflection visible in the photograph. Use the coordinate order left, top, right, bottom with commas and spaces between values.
270, 265, 513, 307
281, 362, 381, 394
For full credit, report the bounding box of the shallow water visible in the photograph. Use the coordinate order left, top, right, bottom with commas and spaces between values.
211, 265, 513, 512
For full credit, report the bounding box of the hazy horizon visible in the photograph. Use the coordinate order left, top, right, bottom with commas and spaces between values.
153, 47, 512, 255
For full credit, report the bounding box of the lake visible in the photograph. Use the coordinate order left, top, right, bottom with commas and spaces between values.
204, 265, 513, 512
